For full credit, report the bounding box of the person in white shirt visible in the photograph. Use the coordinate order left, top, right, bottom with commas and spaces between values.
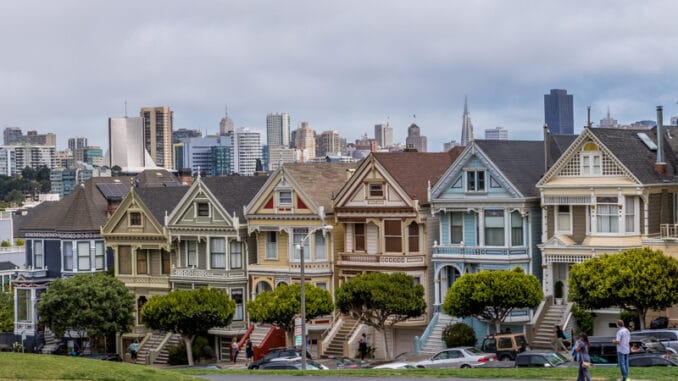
612, 320, 630, 381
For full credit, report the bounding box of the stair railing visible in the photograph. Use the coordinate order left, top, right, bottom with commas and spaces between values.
319, 314, 345, 357
414, 312, 439, 354
525, 295, 552, 345
149, 332, 174, 365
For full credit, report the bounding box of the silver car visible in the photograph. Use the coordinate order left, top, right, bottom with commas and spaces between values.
415, 347, 497, 368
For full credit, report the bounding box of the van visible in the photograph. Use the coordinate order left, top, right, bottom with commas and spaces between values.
480, 333, 528, 361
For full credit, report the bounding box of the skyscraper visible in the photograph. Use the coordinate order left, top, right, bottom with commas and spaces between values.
266, 112, 290, 147
374, 123, 393, 148
220, 106, 234, 135
108, 117, 146, 171
316, 130, 346, 157
460, 97, 474, 146
293, 122, 316, 161
405, 123, 427, 152
544, 89, 574, 134
232, 128, 261, 176
140, 106, 174, 169
484, 127, 508, 140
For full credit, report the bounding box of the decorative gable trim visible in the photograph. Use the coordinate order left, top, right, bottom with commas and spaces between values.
245, 166, 320, 218
167, 177, 235, 228
101, 188, 164, 236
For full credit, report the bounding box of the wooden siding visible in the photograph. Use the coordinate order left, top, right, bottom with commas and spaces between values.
572, 205, 587, 244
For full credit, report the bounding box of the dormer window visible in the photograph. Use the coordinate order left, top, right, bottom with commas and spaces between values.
581, 142, 602, 176
129, 212, 142, 226
197, 202, 209, 217
466, 170, 485, 192
368, 183, 384, 198
278, 190, 292, 206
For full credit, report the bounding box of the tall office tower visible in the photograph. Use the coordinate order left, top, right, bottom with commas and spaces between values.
599, 107, 618, 128
544, 89, 574, 134
374, 123, 393, 148
180, 135, 232, 175
232, 128, 262, 176
484, 127, 508, 140
83, 147, 103, 167
220, 106, 234, 135
0, 148, 16, 176
3, 127, 22, 145
108, 117, 146, 171
293, 122, 316, 161
316, 130, 346, 157
140, 106, 174, 169
266, 112, 290, 147
68, 137, 88, 162
461, 96, 474, 146
405, 123, 427, 152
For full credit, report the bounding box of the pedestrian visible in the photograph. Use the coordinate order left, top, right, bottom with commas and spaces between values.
612, 319, 630, 381
129, 339, 139, 362
358, 333, 367, 361
231, 337, 239, 364
554, 326, 569, 351
574, 333, 591, 381
245, 338, 253, 366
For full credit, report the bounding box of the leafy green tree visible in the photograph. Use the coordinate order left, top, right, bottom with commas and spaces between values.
335, 272, 426, 360
442, 322, 477, 348
0, 291, 13, 332
247, 283, 333, 345
142, 288, 235, 366
4, 189, 23, 205
37, 273, 134, 344
443, 267, 543, 333
569, 248, 678, 329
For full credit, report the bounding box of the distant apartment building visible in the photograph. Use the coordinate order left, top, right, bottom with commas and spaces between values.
172, 128, 202, 144
316, 130, 346, 157
232, 128, 262, 176
0, 148, 16, 176
5, 145, 56, 172
3, 127, 56, 146
544, 89, 574, 134
374, 123, 393, 148
443, 140, 460, 152
405, 123, 427, 152
267, 112, 291, 148
141, 106, 174, 169
178, 135, 232, 176
83, 147, 103, 167
268, 146, 298, 171
485, 127, 508, 140
50, 168, 94, 197
55, 149, 73, 169
293, 122, 316, 161
108, 117, 147, 171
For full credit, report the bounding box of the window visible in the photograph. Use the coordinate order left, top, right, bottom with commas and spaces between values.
511, 211, 523, 246
95, 241, 104, 270
17, 289, 32, 321
161, 250, 170, 274
596, 197, 619, 233
230, 241, 242, 269
316, 282, 327, 290
210, 238, 226, 269
625, 197, 635, 233
555, 205, 572, 233
293, 228, 310, 260
137, 250, 148, 274
197, 202, 209, 217
34, 240, 44, 269
278, 191, 292, 205
484, 210, 505, 246
450, 212, 463, 244
408, 222, 419, 252
187, 241, 197, 267
354, 223, 365, 251
119, 246, 132, 274
78, 241, 90, 270
581, 144, 602, 176
231, 289, 244, 321
63, 241, 73, 271
129, 211, 142, 226
384, 220, 402, 252
466, 170, 485, 192
314, 230, 326, 260
265, 232, 278, 259
368, 183, 384, 198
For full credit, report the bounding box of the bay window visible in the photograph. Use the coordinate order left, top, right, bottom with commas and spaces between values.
119, 246, 132, 274
293, 228, 310, 260
78, 241, 90, 270
187, 241, 197, 267
408, 222, 419, 252
34, 240, 44, 269
555, 205, 572, 234
63, 241, 73, 271
265, 232, 277, 259
354, 223, 365, 251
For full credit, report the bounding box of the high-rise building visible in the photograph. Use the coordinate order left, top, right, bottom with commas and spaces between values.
108, 117, 146, 171
179, 135, 232, 176
374, 123, 393, 148
267, 146, 298, 171
461, 97, 474, 146
219, 106, 234, 136
12, 145, 56, 171
443, 141, 460, 152
140, 106, 174, 169
172, 128, 202, 143
3, 127, 56, 146
0, 148, 16, 176
405, 123, 427, 152
599, 107, 618, 128
316, 130, 346, 157
83, 147, 103, 167
68, 137, 88, 152
266, 112, 291, 148
293, 122, 316, 161
232, 128, 262, 176
3, 128, 22, 145
484, 127, 508, 140
544, 89, 574, 135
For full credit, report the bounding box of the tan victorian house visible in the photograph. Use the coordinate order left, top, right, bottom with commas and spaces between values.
329, 150, 462, 358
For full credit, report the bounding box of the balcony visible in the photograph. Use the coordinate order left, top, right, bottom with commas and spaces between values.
170, 267, 246, 281
660, 224, 678, 240
337, 253, 426, 267
15, 268, 48, 279
117, 274, 170, 289
432, 246, 530, 262
288, 261, 332, 274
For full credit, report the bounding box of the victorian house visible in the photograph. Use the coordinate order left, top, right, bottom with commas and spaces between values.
536, 122, 678, 335
245, 162, 356, 352
330, 150, 462, 358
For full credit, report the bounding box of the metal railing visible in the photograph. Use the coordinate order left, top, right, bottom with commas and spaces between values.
414, 312, 438, 354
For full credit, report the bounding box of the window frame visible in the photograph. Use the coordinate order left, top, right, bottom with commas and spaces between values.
118, 245, 132, 274
292, 228, 310, 261
161, 250, 170, 274
63, 241, 73, 271
314, 230, 326, 260
354, 223, 365, 252
230, 240, 242, 269
484, 209, 505, 246
186, 241, 198, 267
231, 288, 244, 321
129, 211, 142, 227
77, 241, 91, 271
368, 182, 384, 198
384, 220, 402, 253
450, 212, 463, 244
465, 170, 486, 192
555, 205, 572, 234
265, 231, 278, 260
408, 222, 419, 252
581, 152, 602, 176
210, 237, 226, 269
594, 196, 620, 235
95, 241, 105, 270
196, 202, 210, 217
137, 249, 148, 274
510, 211, 524, 246
278, 190, 292, 206
33, 240, 44, 269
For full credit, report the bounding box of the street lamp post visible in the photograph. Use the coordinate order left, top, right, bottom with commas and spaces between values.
296, 217, 332, 370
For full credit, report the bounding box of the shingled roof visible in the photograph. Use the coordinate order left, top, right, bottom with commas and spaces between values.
282, 162, 358, 212
134, 185, 190, 224
372, 147, 464, 203
201, 175, 270, 223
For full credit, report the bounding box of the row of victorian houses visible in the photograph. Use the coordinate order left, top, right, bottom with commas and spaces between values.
9, 120, 678, 362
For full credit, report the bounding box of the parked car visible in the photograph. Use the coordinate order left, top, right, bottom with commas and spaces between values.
588, 335, 669, 364
318, 356, 363, 369
372, 361, 416, 369
480, 333, 529, 361
248, 347, 312, 369
258, 360, 326, 370
415, 347, 496, 368
631, 329, 678, 352
628, 354, 678, 367
514, 351, 576, 368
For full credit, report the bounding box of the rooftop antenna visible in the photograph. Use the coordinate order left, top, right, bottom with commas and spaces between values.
386, 115, 390, 127
587, 106, 591, 128
124, 100, 128, 117
225, 104, 229, 118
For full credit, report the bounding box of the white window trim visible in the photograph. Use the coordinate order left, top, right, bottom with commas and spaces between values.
229, 240, 242, 269
482, 209, 506, 247
465, 169, 487, 193
449, 211, 464, 245
265, 231, 278, 260
33, 239, 44, 269
590, 197, 622, 236
555, 205, 573, 235
367, 182, 385, 199
277, 190, 293, 206
623, 196, 639, 235
186, 241, 198, 268
580, 151, 602, 176
196, 201, 211, 218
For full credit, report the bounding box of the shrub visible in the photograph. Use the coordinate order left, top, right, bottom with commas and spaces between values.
442, 323, 477, 348
1, 241, 10, 247
167, 336, 214, 365
167, 345, 187, 365
15, 239, 24, 246
571, 304, 594, 335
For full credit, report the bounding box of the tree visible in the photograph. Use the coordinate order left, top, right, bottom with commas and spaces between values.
442, 322, 477, 348
335, 272, 426, 360
37, 273, 134, 346
142, 288, 235, 366
4, 189, 23, 205
0, 292, 13, 332
442, 267, 543, 333
569, 248, 678, 330
247, 283, 334, 345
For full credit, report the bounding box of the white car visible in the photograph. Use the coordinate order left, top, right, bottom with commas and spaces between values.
415, 347, 496, 368
372, 361, 416, 369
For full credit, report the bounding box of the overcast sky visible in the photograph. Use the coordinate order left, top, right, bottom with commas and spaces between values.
1, 1, 678, 151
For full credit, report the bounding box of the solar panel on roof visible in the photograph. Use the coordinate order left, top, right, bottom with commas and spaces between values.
96, 183, 129, 200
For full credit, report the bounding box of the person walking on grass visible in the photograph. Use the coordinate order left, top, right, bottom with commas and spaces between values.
574, 333, 591, 381
612, 319, 630, 381
128, 339, 139, 362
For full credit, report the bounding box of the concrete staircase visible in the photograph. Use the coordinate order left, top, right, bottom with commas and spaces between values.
41, 329, 58, 354
136, 332, 182, 365
324, 316, 359, 357
419, 313, 457, 355
531, 303, 567, 350
249, 325, 272, 346
152, 334, 182, 364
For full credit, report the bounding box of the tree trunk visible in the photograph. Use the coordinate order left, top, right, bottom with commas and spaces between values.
382, 328, 391, 360
495, 320, 501, 334
639, 309, 646, 330
184, 335, 195, 366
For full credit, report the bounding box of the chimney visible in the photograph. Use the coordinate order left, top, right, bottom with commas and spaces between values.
656, 106, 666, 176
543, 124, 550, 173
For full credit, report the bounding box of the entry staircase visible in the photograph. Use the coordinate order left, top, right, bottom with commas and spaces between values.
418, 312, 457, 355
530, 302, 568, 350
323, 315, 359, 357
136, 332, 182, 365
41, 329, 58, 354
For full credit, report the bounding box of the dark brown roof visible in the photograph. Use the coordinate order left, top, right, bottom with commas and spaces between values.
282, 162, 359, 212
372, 147, 464, 203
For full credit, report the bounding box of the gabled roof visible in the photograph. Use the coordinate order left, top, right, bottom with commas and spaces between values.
281, 162, 358, 212
134, 169, 181, 187
134, 186, 190, 224
372, 148, 464, 202
201, 175, 269, 222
